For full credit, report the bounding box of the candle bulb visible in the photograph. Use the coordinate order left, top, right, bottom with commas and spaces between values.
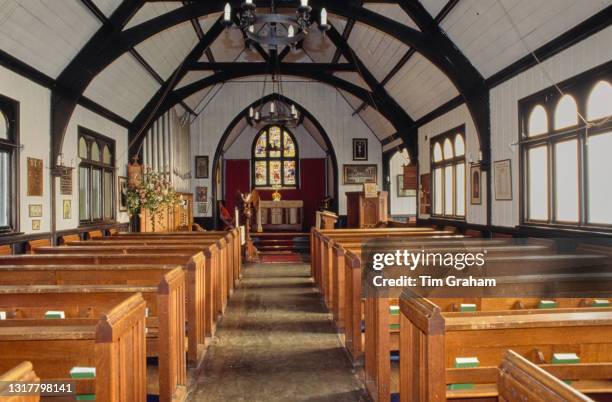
245, 0, 252, 4
255, 111, 260, 120
223, 3, 231, 21
287, 25, 295, 38
248, 25, 254, 33
249, 107, 254, 118
270, 102, 275, 114
320, 8, 327, 26
301, 0, 308, 7
291, 104, 297, 116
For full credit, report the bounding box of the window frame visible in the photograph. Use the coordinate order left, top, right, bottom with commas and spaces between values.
518, 63, 612, 230
0, 94, 20, 235
430, 125, 466, 220
251, 125, 300, 189
78, 126, 116, 225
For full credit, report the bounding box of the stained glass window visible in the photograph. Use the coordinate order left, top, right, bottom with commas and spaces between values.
252, 126, 299, 188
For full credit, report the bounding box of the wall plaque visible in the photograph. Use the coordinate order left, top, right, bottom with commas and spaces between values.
27, 157, 43, 196
60, 170, 73, 195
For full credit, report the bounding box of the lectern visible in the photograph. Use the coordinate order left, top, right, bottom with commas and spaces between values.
346, 191, 388, 228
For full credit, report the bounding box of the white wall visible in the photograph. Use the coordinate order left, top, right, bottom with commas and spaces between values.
417, 103, 487, 225
0, 65, 131, 236
57, 105, 130, 231
389, 149, 417, 217
490, 26, 612, 227
0, 66, 51, 235
190, 80, 383, 216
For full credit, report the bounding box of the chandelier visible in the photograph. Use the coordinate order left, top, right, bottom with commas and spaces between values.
247, 71, 300, 128
222, 0, 330, 50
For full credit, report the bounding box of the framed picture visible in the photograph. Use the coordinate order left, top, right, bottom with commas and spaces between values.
60, 169, 73, 196
470, 165, 482, 205
63, 199, 72, 220
195, 156, 209, 179
28, 204, 42, 218
494, 159, 512, 200
195, 186, 208, 203
27, 157, 43, 196
343, 164, 377, 185
396, 175, 416, 197
118, 176, 128, 212
197, 202, 208, 215
352, 138, 368, 161
31, 220, 41, 231
363, 182, 378, 198
419, 173, 431, 215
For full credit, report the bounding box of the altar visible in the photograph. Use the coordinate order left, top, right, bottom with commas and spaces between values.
256, 200, 304, 232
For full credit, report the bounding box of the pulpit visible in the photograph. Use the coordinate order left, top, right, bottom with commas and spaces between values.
257, 200, 304, 232
346, 191, 388, 228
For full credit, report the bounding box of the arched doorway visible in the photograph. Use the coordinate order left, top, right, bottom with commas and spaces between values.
210, 94, 339, 230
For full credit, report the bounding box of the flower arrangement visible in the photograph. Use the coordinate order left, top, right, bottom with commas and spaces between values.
126, 167, 178, 231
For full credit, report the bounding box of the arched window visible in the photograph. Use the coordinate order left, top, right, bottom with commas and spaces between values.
528, 105, 548, 136
0, 95, 18, 233
554, 94, 578, 130
587, 80, 612, 121
520, 72, 612, 228
78, 128, 115, 223
431, 126, 465, 219
252, 125, 299, 188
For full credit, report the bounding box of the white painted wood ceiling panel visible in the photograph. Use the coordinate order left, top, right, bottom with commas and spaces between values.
334, 72, 369, 90
135, 21, 198, 80
347, 21, 410, 82
0, 0, 101, 78
210, 28, 245, 62
421, 0, 449, 19
359, 106, 396, 140
363, 3, 420, 31
93, 0, 121, 17
385, 52, 458, 119
302, 27, 337, 62
84, 52, 161, 121
199, 12, 222, 34
124, 2, 181, 30
441, 0, 611, 78
176, 71, 213, 90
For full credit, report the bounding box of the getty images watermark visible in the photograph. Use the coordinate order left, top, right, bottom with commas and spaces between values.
369, 248, 496, 288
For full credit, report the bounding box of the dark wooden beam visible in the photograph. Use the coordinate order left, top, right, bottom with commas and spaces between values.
331, 19, 355, 64
189, 62, 356, 72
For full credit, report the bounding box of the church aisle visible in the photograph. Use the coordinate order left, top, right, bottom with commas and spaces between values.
187, 263, 369, 402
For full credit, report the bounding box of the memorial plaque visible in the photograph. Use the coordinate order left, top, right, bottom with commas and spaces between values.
60, 170, 73, 195
27, 157, 43, 196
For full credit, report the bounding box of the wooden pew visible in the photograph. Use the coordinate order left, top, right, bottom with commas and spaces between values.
86, 230, 103, 239
0, 361, 40, 402
32, 244, 224, 328
0, 254, 207, 364
0, 293, 147, 402
60, 239, 232, 308
0, 268, 186, 402
0, 245, 11, 256
398, 289, 612, 402
499, 350, 595, 402
101, 228, 242, 288
24, 239, 50, 254
59, 234, 81, 244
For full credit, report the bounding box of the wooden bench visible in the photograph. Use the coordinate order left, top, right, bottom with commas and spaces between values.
32, 244, 224, 329
86, 230, 103, 239
498, 350, 596, 401
0, 293, 147, 402
101, 228, 242, 287
0, 268, 186, 402
0, 361, 39, 402
0, 254, 207, 364
59, 234, 81, 244
24, 239, 50, 254
0, 245, 11, 256
60, 238, 232, 308
398, 289, 612, 402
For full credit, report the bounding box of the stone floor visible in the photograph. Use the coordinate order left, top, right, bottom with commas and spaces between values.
186, 263, 369, 402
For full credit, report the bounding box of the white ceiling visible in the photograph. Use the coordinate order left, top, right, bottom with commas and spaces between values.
0, 0, 608, 142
